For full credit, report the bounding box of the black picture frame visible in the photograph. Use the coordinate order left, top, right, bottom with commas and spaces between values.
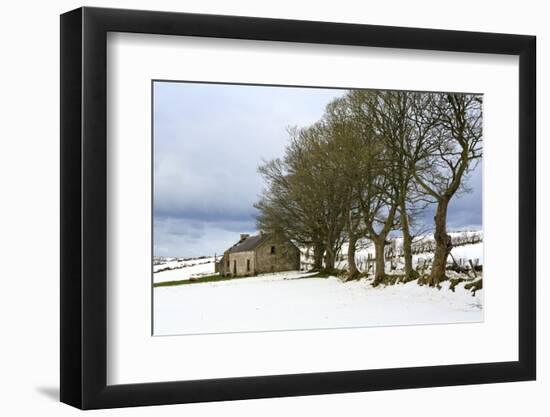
60, 6, 536, 410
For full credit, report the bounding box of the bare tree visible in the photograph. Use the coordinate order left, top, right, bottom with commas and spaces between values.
322, 97, 368, 280
411, 93, 482, 286
256, 123, 348, 272
364, 91, 418, 281
258, 89, 481, 287
344, 90, 400, 286
256, 157, 326, 269
375, 91, 440, 281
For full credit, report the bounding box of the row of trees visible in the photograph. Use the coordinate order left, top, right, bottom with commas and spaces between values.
255, 89, 482, 287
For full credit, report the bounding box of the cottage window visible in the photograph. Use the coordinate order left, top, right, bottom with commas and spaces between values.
270, 246, 276, 254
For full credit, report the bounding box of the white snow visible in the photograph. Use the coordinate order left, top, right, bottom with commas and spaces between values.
154, 270, 483, 336
153, 230, 483, 335
449, 243, 483, 264
153, 256, 217, 284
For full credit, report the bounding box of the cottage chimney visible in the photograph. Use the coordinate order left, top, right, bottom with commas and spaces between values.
240, 233, 250, 242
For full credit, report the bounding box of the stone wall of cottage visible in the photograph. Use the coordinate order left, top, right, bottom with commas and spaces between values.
216, 251, 255, 276
255, 239, 300, 274
227, 251, 256, 276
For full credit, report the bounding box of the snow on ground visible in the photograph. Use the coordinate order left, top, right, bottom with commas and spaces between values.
154, 270, 483, 336
154, 256, 217, 284
153, 230, 483, 335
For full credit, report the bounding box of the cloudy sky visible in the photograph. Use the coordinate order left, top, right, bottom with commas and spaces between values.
153, 81, 482, 257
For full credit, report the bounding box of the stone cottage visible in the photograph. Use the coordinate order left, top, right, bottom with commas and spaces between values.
215, 233, 300, 277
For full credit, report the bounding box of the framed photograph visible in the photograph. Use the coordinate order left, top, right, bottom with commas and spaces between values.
60, 6, 536, 409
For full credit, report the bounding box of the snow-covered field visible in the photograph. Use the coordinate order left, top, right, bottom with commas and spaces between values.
153, 256, 217, 284
153, 231, 483, 336
154, 270, 483, 335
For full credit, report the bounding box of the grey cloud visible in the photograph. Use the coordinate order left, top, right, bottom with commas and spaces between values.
154, 81, 344, 256
153, 81, 483, 256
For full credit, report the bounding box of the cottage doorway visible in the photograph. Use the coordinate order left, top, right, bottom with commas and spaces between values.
233, 260, 237, 275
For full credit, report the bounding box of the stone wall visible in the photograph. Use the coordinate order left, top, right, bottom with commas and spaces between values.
255, 238, 300, 274
228, 251, 255, 276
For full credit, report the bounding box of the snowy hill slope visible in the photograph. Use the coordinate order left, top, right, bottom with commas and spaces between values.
154, 270, 483, 335
153, 256, 217, 284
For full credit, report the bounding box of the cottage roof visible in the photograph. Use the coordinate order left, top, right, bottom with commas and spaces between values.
227, 234, 267, 253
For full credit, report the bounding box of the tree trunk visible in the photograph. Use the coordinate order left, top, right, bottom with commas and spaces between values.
324, 245, 336, 271
346, 234, 359, 280
429, 198, 452, 286
373, 237, 386, 286
312, 242, 324, 271
400, 199, 416, 281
